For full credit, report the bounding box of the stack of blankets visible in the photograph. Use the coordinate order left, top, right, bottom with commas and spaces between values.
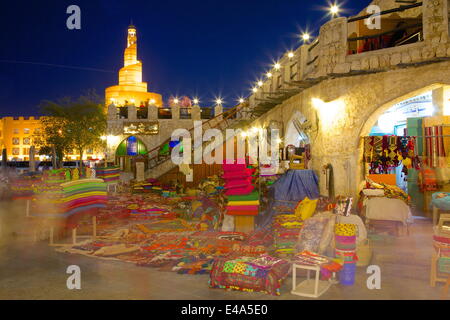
272, 214, 303, 255
222, 161, 259, 217
95, 166, 120, 184
10, 173, 42, 200
60, 178, 107, 228
226, 191, 259, 216
334, 223, 358, 265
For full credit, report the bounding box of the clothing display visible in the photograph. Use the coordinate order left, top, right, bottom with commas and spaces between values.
363, 136, 419, 174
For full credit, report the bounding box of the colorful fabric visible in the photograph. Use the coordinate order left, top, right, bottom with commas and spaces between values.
210, 256, 290, 296
335, 223, 357, 236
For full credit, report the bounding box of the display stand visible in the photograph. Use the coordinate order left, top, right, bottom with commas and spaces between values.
291, 263, 334, 298
48, 216, 97, 247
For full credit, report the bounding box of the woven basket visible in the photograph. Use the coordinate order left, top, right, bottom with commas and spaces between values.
356, 239, 372, 267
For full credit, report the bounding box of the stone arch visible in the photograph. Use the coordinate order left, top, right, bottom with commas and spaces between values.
354, 82, 447, 192
115, 135, 148, 156
284, 110, 309, 146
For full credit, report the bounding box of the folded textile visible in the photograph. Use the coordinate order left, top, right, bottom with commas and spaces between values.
224, 186, 255, 196
226, 210, 259, 216
226, 205, 259, 211
227, 191, 259, 201
228, 200, 260, 206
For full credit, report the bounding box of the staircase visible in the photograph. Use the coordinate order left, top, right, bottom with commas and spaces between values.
145, 103, 253, 179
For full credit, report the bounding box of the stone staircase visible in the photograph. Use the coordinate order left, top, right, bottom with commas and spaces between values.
145, 104, 252, 179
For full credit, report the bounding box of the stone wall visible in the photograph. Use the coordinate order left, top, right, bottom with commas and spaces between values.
250, 61, 450, 198
244, 0, 450, 197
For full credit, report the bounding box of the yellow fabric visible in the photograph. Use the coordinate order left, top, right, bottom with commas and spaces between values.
335, 223, 357, 236
227, 200, 260, 206
294, 197, 318, 220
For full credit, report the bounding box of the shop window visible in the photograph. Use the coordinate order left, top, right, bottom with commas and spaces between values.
12, 137, 20, 145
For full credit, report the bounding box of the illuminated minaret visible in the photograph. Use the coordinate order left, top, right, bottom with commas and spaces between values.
105, 24, 163, 107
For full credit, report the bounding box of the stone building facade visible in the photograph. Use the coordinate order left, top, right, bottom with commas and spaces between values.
245, 0, 450, 198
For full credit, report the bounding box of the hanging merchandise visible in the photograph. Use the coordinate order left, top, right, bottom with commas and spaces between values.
363, 136, 420, 174
424, 126, 447, 168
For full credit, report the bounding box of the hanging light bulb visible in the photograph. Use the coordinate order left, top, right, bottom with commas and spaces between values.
274, 62, 281, 70
193, 98, 199, 105
215, 98, 223, 105
239, 98, 245, 104
287, 51, 295, 59
266, 72, 273, 78
252, 87, 258, 93
257, 80, 264, 87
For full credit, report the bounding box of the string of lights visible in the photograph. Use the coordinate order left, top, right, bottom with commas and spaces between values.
164, 2, 344, 108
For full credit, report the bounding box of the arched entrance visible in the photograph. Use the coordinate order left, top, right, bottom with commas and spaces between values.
357, 83, 450, 216
115, 136, 148, 172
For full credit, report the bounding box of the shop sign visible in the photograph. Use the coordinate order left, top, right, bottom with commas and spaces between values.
123, 121, 159, 135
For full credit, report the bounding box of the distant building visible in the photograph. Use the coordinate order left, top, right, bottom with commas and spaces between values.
0, 116, 103, 161
105, 24, 163, 107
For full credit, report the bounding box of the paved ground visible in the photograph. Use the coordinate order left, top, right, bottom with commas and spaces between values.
0, 200, 447, 300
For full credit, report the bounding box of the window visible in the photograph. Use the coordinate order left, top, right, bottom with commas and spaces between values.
13, 128, 19, 134
12, 137, 20, 145
86, 149, 93, 155
24, 128, 30, 134
277, 75, 283, 89
23, 137, 31, 145
290, 62, 298, 80
12, 148, 20, 155
34, 128, 41, 134
22, 148, 29, 155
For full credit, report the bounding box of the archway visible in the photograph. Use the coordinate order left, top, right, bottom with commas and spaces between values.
115, 136, 148, 172
357, 83, 449, 216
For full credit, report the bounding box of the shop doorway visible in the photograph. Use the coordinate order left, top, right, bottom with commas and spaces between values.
115, 136, 148, 172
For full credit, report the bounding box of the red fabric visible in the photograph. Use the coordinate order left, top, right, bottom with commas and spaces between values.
226, 210, 259, 216
434, 235, 450, 244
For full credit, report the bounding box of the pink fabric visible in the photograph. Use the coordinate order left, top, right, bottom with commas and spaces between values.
222, 163, 247, 172
222, 168, 253, 180
224, 185, 254, 195
224, 178, 252, 188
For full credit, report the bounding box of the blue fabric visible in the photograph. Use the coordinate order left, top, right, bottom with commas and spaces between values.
271, 170, 319, 202
432, 192, 450, 210
257, 170, 319, 228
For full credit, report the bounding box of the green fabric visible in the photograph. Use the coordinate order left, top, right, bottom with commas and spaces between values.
227, 191, 259, 201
